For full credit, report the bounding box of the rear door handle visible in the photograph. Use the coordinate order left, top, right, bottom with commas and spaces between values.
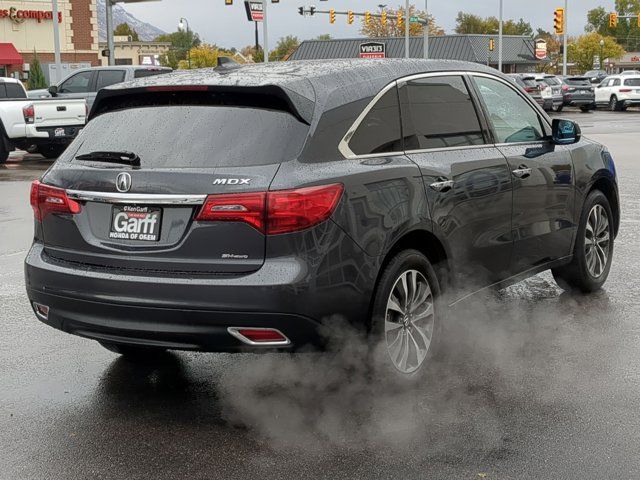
429, 179, 455, 192
512, 165, 532, 179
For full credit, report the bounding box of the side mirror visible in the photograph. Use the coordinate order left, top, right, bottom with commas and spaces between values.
552, 118, 581, 145
48, 85, 58, 96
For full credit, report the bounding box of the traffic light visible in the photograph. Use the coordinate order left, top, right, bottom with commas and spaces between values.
554, 8, 564, 35
297, 6, 303, 15
381, 10, 387, 26
365, 11, 371, 26
225, 0, 232, 5
309, 6, 315, 15
329, 8, 335, 24
397, 11, 403, 29
609, 12, 618, 28
347, 10, 354, 25
489, 39, 495, 51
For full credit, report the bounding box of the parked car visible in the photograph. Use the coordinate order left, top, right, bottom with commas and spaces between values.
535, 74, 563, 112
506, 74, 547, 109
0, 77, 86, 162
595, 74, 640, 111
25, 60, 619, 377
619, 70, 640, 75
561, 77, 596, 112
28, 66, 172, 111
583, 69, 608, 84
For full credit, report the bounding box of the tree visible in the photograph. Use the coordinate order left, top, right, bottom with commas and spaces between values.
154, 30, 202, 69
113, 22, 139, 41
177, 44, 240, 69
360, 5, 444, 38
269, 35, 299, 61
568, 33, 625, 72
586, 1, 640, 51
455, 12, 533, 36
27, 51, 47, 90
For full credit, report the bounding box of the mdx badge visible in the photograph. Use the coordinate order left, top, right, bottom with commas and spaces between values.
212, 178, 250, 185
116, 172, 132, 192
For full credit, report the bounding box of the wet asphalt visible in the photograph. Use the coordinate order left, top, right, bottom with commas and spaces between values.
1, 109, 640, 479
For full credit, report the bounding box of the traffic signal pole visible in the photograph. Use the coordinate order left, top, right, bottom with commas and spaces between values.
562, 0, 568, 76
262, 0, 269, 62
498, 0, 503, 72
404, 0, 410, 58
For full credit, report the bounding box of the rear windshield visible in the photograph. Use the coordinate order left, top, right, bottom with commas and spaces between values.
72, 105, 308, 168
543, 76, 561, 85
624, 78, 640, 86
522, 78, 538, 88
565, 77, 591, 86
134, 69, 171, 79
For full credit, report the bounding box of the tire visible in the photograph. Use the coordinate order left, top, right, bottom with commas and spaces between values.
554, 104, 564, 113
369, 249, 441, 379
0, 138, 8, 164
99, 341, 167, 360
552, 190, 614, 293
580, 105, 592, 112
37, 144, 67, 159
609, 95, 621, 112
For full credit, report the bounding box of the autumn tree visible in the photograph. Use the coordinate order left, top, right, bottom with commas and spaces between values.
360, 5, 443, 38
455, 12, 533, 36
586, 1, 640, 50
113, 23, 139, 41
177, 44, 240, 69
269, 35, 299, 61
155, 30, 202, 69
568, 33, 625, 72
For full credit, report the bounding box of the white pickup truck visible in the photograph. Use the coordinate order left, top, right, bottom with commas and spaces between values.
0, 77, 86, 163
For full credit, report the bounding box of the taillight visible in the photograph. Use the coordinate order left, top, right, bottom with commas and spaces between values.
30, 180, 81, 222
619, 88, 632, 93
23, 104, 34, 124
195, 183, 344, 235
562, 85, 569, 91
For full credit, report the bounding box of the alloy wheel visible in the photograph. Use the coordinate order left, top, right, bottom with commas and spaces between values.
585, 204, 610, 278
384, 269, 435, 374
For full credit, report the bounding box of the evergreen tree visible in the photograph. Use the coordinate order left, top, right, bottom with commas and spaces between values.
28, 51, 47, 90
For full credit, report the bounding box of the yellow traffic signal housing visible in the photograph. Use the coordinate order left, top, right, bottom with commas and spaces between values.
609, 12, 618, 28
225, 0, 232, 5
397, 11, 403, 29
489, 39, 495, 51
329, 8, 335, 24
347, 10, 354, 25
381, 11, 387, 26
554, 8, 564, 35
365, 11, 371, 26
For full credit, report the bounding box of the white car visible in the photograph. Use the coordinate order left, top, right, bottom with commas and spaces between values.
595, 75, 640, 111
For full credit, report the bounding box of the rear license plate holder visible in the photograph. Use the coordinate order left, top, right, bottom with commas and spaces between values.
54, 127, 65, 137
109, 205, 162, 242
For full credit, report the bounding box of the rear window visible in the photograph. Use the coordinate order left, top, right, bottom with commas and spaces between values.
5, 82, 25, 98
565, 77, 591, 86
543, 76, 561, 86
624, 78, 640, 86
73, 105, 308, 168
134, 69, 171, 79
522, 78, 538, 88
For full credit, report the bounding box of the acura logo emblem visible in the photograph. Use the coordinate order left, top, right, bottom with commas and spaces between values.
116, 172, 132, 193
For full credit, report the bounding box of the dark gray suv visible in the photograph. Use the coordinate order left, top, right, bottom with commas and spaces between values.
25, 60, 619, 376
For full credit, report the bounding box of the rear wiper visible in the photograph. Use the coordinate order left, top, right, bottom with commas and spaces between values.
75, 151, 140, 166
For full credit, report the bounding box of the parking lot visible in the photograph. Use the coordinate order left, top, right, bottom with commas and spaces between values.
2, 107, 640, 479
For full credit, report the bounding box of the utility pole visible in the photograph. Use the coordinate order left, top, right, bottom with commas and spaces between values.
404, 0, 410, 58
498, 0, 503, 72
51, 0, 63, 82
105, 0, 115, 66
562, 0, 568, 76
263, 0, 269, 62
254, 21, 259, 55
423, 0, 428, 59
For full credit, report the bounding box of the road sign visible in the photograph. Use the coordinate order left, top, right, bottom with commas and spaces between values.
409, 16, 420, 23
244, 1, 264, 22
359, 41, 385, 59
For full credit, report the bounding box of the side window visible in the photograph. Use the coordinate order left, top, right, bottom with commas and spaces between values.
0, 84, 7, 99
473, 76, 545, 144
400, 75, 485, 150
612, 78, 621, 87
5, 82, 25, 98
95, 70, 126, 91
347, 87, 402, 155
59, 71, 93, 93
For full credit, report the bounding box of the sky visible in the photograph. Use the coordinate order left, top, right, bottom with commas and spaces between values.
124, 0, 615, 50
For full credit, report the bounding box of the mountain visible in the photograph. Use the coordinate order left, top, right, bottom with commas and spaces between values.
96, 0, 166, 42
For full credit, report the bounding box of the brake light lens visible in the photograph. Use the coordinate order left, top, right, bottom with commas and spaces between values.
30, 180, 81, 221
619, 88, 632, 93
195, 183, 344, 235
23, 104, 34, 124
562, 84, 569, 91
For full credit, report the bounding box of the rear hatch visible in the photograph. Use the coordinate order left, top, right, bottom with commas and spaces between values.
37, 88, 310, 275
563, 77, 594, 98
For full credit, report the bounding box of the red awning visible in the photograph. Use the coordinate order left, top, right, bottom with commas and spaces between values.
0, 43, 23, 65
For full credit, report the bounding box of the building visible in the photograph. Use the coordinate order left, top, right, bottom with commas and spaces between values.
289, 35, 542, 73
98, 36, 171, 66
607, 52, 640, 74
0, 0, 99, 82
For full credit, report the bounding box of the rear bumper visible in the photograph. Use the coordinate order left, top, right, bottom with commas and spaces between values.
25, 242, 372, 351
29, 124, 83, 143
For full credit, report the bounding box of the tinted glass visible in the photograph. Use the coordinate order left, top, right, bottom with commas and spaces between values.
348, 87, 402, 155
5, 82, 25, 98
402, 76, 484, 150
0, 84, 7, 99
134, 69, 171, 79
73, 105, 308, 168
522, 78, 538, 88
543, 76, 561, 86
474, 76, 544, 144
95, 70, 125, 90
613, 79, 621, 86
624, 78, 640, 86
59, 71, 93, 93
565, 77, 591, 86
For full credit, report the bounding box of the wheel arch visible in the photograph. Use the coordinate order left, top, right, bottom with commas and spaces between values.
588, 174, 620, 237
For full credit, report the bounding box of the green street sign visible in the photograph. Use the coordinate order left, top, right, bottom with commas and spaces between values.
409, 16, 421, 23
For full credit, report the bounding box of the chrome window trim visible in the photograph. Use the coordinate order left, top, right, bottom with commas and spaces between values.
66, 190, 207, 205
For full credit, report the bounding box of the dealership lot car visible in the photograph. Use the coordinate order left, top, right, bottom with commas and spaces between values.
595, 74, 640, 111
25, 60, 619, 376
561, 76, 596, 112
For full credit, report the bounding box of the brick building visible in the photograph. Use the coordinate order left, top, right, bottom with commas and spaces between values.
0, 0, 99, 81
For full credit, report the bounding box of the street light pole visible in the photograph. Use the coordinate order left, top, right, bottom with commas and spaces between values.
498, 0, 503, 72
105, 0, 115, 66
423, 0, 428, 59
51, 0, 63, 82
562, 0, 568, 76
600, 39, 605, 73
262, 0, 269, 63
178, 17, 191, 69
404, 0, 410, 58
